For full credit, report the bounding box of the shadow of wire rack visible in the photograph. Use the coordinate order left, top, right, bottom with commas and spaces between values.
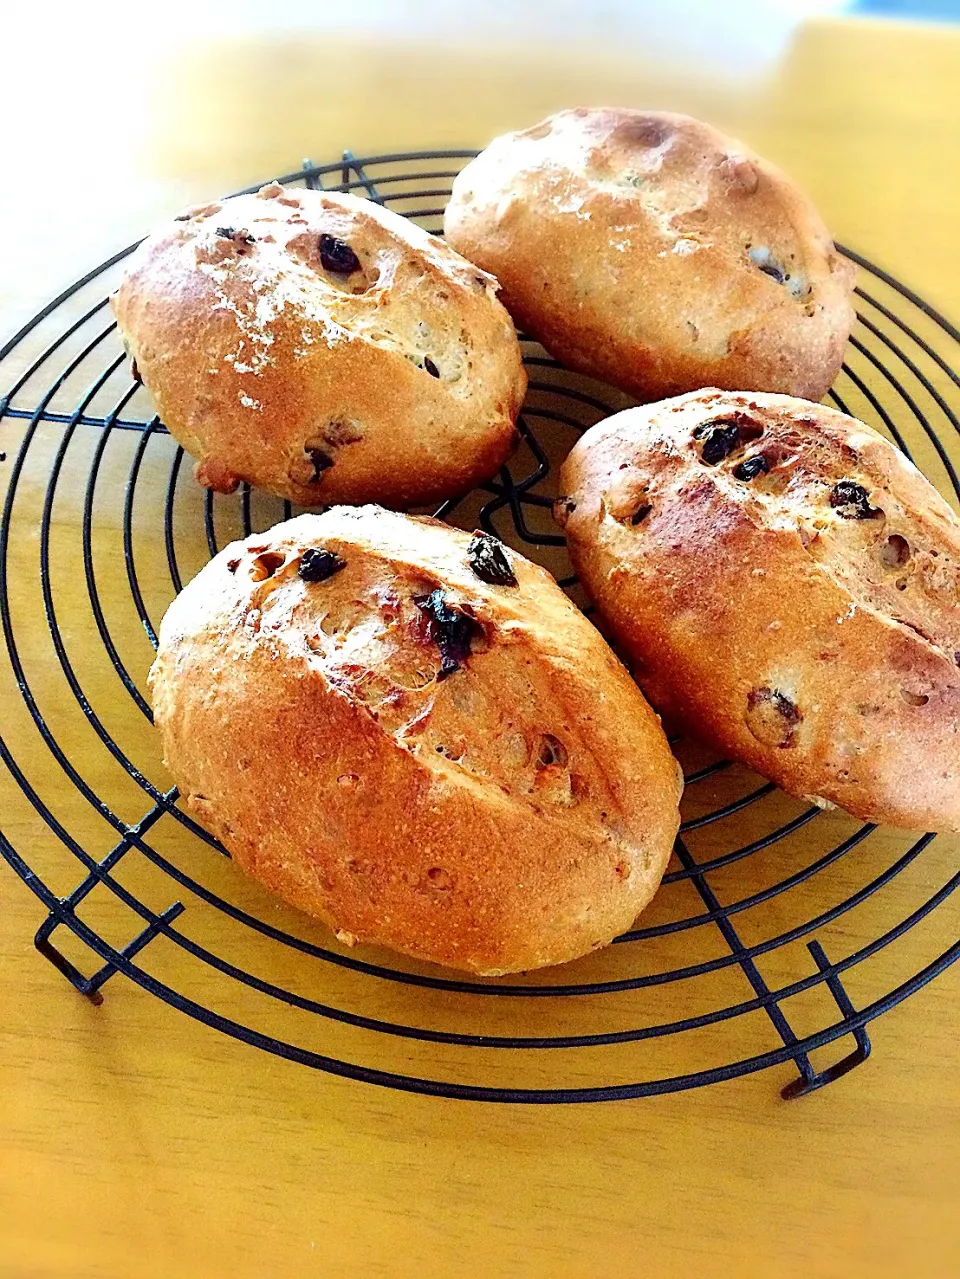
0, 148, 958, 1103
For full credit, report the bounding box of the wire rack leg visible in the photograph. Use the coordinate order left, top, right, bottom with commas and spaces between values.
33, 803, 184, 1005
36, 902, 185, 1006
341, 150, 386, 204
675, 838, 871, 1098
780, 941, 872, 1099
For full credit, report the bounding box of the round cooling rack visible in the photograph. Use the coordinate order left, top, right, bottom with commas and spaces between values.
1, 149, 958, 1104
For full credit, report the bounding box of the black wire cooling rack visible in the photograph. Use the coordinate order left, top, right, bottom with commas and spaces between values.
1, 149, 958, 1104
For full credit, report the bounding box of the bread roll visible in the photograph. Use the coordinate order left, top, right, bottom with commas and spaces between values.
558, 389, 960, 830
445, 109, 856, 403
149, 506, 682, 974
113, 184, 526, 507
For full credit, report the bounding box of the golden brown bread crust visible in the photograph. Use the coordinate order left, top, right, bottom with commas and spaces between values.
444, 109, 856, 403
558, 390, 960, 830
148, 506, 682, 974
112, 183, 526, 507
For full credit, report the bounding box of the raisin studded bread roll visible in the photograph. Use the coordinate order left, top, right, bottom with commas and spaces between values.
149, 506, 682, 974
558, 390, 960, 830
113, 183, 526, 507
445, 109, 856, 403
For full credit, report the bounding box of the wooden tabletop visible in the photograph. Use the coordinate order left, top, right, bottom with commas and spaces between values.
1, 14, 959, 1278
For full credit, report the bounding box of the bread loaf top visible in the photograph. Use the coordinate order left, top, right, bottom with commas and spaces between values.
558, 390, 960, 829
113, 184, 526, 506
445, 109, 856, 402
149, 506, 682, 973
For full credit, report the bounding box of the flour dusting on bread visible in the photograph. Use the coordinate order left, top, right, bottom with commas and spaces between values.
113, 185, 525, 507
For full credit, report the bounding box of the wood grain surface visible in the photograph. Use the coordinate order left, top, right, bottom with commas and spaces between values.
1, 15, 958, 1279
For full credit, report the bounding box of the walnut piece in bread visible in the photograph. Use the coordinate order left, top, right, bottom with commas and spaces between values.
149, 506, 682, 974
112, 184, 526, 507
558, 390, 960, 830
445, 109, 856, 403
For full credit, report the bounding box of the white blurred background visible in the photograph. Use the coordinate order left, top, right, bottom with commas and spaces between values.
1, 0, 955, 333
